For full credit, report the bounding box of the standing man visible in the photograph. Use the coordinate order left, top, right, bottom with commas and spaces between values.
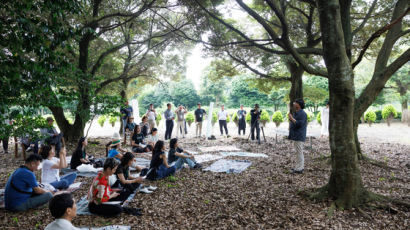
194, 103, 207, 137
288, 99, 307, 174
175, 105, 187, 138
146, 104, 156, 130
237, 105, 247, 135
218, 105, 229, 137
5, 154, 53, 211
120, 101, 133, 135
41, 117, 63, 157
250, 104, 262, 142
164, 103, 175, 140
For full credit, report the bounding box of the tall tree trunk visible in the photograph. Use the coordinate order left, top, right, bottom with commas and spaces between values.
399, 87, 408, 111
317, 0, 367, 208
286, 60, 304, 113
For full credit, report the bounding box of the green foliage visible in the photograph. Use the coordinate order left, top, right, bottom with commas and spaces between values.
109, 116, 117, 125
306, 111, 314, 122
303, 85, 328, 111
375, 110, 382, 121
232, 112, 238, 122
186, 112, 194, 125
382, 104, 398, 119
364, 111, 377, 123
226, 114, 231, 123
170, 79, 200, 109
156, 113, 162, 121
228, 75, 273, 107
260, 110, 270, 123
317, 112, 322, 124
272, 111, 284, 123
97, 116, 107, 127
212, 112, 218, 124
245, 112, 251, 124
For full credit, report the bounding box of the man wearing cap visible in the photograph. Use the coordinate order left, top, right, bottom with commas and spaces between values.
237, 105, 247, 135
41, 117, 63, 157
288, 99, 308, 174
164, 103, 174, 140
194, 103, 206, 138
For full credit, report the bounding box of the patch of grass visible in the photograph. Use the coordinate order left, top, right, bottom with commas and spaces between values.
378, 177, 386, 181
12, 217, 18, 225
166, 183, 178, 188
204, 199, 210, 204
167, 175, 178, 182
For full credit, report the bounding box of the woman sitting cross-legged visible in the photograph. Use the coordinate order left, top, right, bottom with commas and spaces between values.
148, 140, 176, 180
87, 158, 143, 217
112, 152, 157, 194
40, 146, 77, 190
125, 116, 137, 133
168, 138, 202, 170
107, 132, 127, 160
131, 125, 152, 154
70, 137, 91, 169
146, 128, 159, 151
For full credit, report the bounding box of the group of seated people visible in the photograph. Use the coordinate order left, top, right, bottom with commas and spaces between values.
4, 115, 203, 224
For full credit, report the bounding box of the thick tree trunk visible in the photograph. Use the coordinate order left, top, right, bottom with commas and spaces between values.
317, 0, 367, 208
286, 60, 304, 113
49, 106, 85, 142
402, 99, 408, 111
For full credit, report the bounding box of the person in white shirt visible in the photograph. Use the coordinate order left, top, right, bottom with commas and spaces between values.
218, 105, 229, 137
146, 104, 157, 130
146, 128, 159, 150
40, 146, 77, 190
45, 193, 80, 230
320, 102, 330, 137
175, 105, 187, 138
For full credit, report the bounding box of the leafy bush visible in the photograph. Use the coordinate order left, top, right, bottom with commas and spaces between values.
382, 105, 398, 119
186, 112, 194, 126
397, 112, 402, 119
272, 111, 284, 127
109, 116, 117, 126
306, 111, 314, 122
212, 112, 218, 125
316, 112, 322, 125
97, 116, 106, 127
226, 113, 231, 123
156, 113, 162, 126
232, 112, 238, 122
245, 112, 251, 124
260, 110, 270, 124
364, 110, 376, 123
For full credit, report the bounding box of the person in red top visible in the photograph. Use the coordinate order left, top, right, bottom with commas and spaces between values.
87, 158, 142, 217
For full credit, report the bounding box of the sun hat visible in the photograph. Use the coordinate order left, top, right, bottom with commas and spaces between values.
110, 132, 121, 147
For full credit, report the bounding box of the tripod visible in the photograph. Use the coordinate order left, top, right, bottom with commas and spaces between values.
247, 119, 266, 144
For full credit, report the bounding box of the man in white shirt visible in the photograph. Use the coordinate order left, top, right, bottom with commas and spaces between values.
218, 105, 229, 137
146, 104, 157, 129
45, 193, 80, 230
175, 105, 187, 138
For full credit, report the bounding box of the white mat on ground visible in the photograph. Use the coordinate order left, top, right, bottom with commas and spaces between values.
203, 159, 252, 173
220, 152, 268, 158
79, 226, 131, 230
195, 154, 225, 163
198, 146, 241, 152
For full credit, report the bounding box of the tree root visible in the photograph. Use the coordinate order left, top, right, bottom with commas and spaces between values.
357, 207, 373, 220
362, 156, 397, 170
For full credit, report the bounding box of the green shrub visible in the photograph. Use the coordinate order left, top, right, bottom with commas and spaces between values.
382, 105, 398, 119
260, 110, 270, 124
364, 111, 376, 126
317, 112, 322, 125
272, 111, 284, 127
109, 116, 117, 127
186, 112, 194, 126
232, 112, 238, 122
156, 113, 162, 126
397, 112, 402, 119
212, 112, 218, 125
97, 116, 106, 127
245, 112, 251, 124
226, 114, 231, 123
306, 111, 314, 122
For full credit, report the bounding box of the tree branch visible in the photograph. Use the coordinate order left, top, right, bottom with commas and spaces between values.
352, 0, 378, 36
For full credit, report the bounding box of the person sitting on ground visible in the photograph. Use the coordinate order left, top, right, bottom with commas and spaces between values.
45, 193, 80, 230
131, 125, 152, 153
140, 116, 150, 137
70, 137, 91, 170
5, 154, 53, 211
40, 117, 63, 157
149, 141, 176, 180
146, 128, 159, 150
87, 158, 142, 217
40, 146, 77, 190
168, 138, 202, 170
107, 132, 127, 160
112, 152, 156, 194
125, 116, 136, 133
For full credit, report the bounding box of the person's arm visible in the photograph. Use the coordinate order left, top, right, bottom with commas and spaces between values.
117, 173, 143, 184
161, 154, 171, 168
33, 186, 53, 195
51, 148, 67, 169
132, 139, 141, 147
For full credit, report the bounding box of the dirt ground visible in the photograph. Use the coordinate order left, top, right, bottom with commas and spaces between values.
0, 124, 409, 229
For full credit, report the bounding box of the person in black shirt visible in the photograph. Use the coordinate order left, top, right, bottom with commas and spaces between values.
131, 125, 152, 153
250, 104, 262, 142
237, 105, 247, 135
149, 141, 175, 180
168, 138, 201, 170
194, 103, 207, 137
70, 137, 91, 169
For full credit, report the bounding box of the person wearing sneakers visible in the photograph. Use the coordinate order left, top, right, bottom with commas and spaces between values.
146, 104, 157, 130
194, 103, 206, 138
168, 138, 202, 170
218, 105, 229, 137
288, 99, 308, 174
175, 105, 187, 138
113, 152, 156, 194
108, 133, 127, 160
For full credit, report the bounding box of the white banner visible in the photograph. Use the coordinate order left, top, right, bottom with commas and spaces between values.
206, 102, 214, 138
